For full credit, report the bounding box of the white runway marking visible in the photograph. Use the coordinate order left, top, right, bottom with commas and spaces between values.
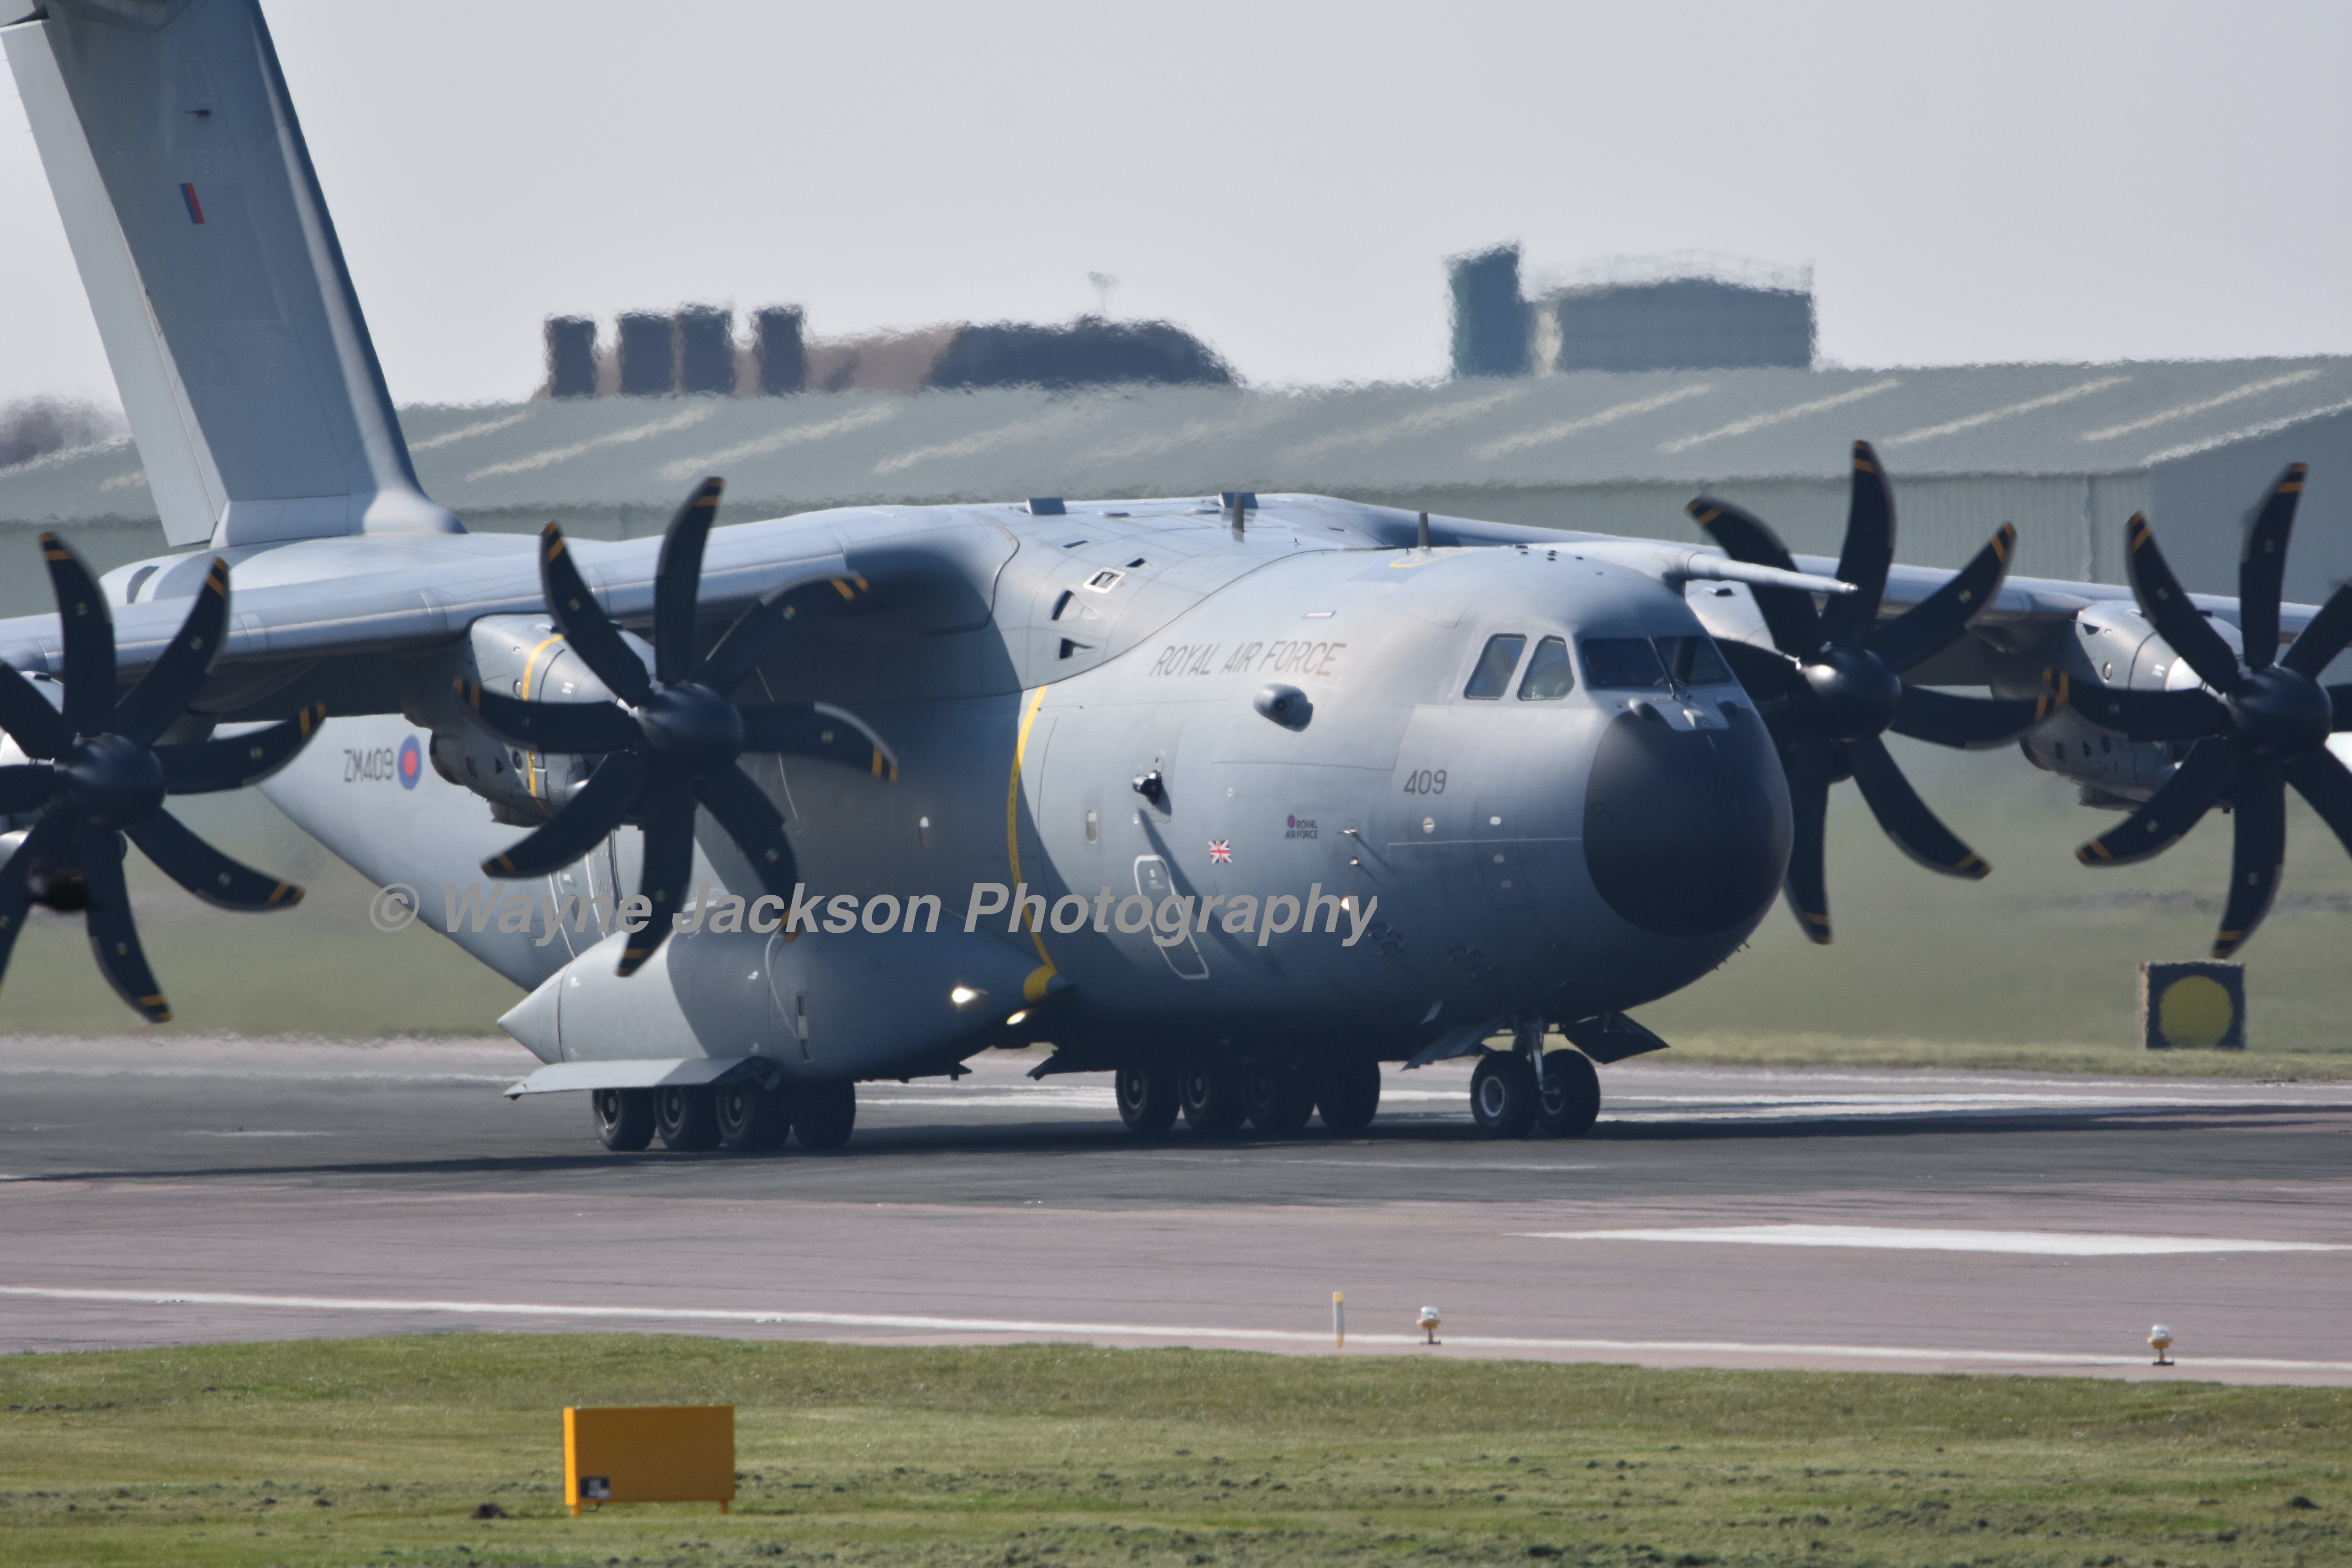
1521, 1224, 2350, 1256
3, 1283, 2348, 1374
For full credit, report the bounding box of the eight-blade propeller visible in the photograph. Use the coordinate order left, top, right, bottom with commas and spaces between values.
2072, 464, 2352, 957
1687, 441, 2062, 943
0, 537, 318, 1021
465, 479, 890, 977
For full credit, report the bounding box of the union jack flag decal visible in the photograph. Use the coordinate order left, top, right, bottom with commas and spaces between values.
1208, 839, 1231, 864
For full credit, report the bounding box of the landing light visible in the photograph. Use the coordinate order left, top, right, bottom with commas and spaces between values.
1005, 1010, 1028, 1026
949, 986, 988, 1012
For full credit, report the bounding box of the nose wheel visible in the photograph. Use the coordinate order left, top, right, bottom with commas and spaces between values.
1534, 1050, 1601, 1137
1470, 1053, 1539, 1137
1471, 1047, 1601, 1138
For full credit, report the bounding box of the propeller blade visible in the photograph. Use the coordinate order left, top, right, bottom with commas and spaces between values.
2124, 514, 2243, 693
154, 703, 326, 795
2283, 746, 2352, 857
480, 751, 647, 878
2212, 762, 2285, 959
2334, 687, 2352, 730
2236, 464, 2305, 670
2071, 684, 2229, 740
125, 809, 303, 911
2283, 581, 2352, 677
1845, 733, 1989, 878
2076, 737, 2235, 866
0, 764, 56, 815
537, 523, 653, 707
1685, 497, 1823, 657
618, 769, 696, 977
1867, 524, 2016, 673
1889, 682, 2057, 750
111, 557, 229, 745
40, 534, 117, 734
692, 763, 798, 897
0, 811, 72, 993
653, 479, 723, 684
738, 701, 898, 778
78, 827, 168, 1023
456, 679, 639, 754
0, 663, 71, 759
1782, 737, 1837, 944
1819, 441, 1896, 648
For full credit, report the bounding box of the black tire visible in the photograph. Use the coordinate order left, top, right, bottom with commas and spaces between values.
1313, 1054, 1381, 1133
1470, 1053, 1539, 1138
1116, 1064, 1180, 1136
716, 1079, 793, 1151
792, 1080, 857, 1151
592, 1088, 655, 1152
655, 1085, 720, 1151
1534, 1049, 1601, 1138
1179, 1058, 1249, 1136
1242, 1063, 1315, 1134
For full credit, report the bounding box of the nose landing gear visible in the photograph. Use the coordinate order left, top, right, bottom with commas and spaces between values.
1470, 1022, 1602, 1139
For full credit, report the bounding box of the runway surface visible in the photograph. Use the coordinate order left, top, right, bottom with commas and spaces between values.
2, 1036, 2347, 1383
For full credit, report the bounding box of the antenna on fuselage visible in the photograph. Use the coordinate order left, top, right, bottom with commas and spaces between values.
1229, 492, 1245, 538
1417, 511, 1431, 552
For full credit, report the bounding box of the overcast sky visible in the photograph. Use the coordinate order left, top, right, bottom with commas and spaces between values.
4, 0, 2349, 410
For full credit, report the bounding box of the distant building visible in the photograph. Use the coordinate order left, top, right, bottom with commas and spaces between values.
540, 309, 1233, 399
1451, 245, 1816, 377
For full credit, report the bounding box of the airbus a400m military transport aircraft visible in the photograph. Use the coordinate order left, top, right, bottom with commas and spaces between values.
7, 0, 2352, 1155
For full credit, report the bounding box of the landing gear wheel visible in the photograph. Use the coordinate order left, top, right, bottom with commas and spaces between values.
1313, 1054, 1381, 1133
655, 1085, 720, 1151
1242, 1063, 1315, 1134
1179, 1058, 1249, 1136
792, 1080, 857, 1151
1116, 1064, 1180, 1136
1470, 1053, 1539, 1139
716, 1079, 793, 1151
1533, 1049, 1601, 1138
592, 1088, 655, 1151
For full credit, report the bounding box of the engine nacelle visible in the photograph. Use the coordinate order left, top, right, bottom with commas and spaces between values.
427, 614, 641, 827
2019, 601, 2229, 806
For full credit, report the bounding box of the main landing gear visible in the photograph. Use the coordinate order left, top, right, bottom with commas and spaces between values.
1116, 1053, 1383, 1138
591, 1080, 856, 1154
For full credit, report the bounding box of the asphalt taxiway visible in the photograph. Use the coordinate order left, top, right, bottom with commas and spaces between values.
1, 1037, 2346, 1383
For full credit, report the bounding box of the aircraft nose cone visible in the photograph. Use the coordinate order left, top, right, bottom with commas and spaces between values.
1582, 706, 1790, 938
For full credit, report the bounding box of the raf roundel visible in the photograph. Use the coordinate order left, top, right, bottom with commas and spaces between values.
397, 735, 423, 790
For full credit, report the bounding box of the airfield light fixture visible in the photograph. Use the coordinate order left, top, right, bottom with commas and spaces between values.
1418, 1306, 1442, 1345
2149, 1325, 2174, 1366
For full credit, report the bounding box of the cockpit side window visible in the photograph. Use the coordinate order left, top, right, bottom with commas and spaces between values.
1579, 637, 1669, 690
1517, 635, 1575, 701
1463, 634, 1526, 699
1660, 635, 1733, 686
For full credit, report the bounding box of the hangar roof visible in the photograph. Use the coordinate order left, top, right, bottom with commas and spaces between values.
4, 355, 2350, 527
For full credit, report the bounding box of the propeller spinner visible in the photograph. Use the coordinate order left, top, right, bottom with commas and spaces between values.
0, 537, 319, 1021
465, 479, 892, 977
2071, 464, 2352, 957
1687, 441, 2063, 943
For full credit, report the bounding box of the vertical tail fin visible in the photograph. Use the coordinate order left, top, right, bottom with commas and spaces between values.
4, 0, 460, 548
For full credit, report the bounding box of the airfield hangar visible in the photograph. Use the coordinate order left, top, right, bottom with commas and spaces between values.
5, 358, 2352, 621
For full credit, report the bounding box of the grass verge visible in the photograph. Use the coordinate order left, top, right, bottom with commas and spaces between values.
1651, 1031, 2352, 1080
0, 1335, 2344, 1566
